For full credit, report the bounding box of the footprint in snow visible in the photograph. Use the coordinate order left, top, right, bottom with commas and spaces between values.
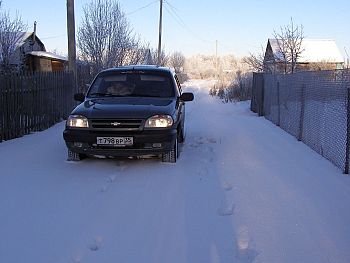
70, 251, 83, 263
100, 174, 117, 192
107, 174, 116, 183
223, 181, 233, 191
116, 160, 127, 172
235, 226, 259, 263
100, 185, 108, 192
217, 203, 235, 216
88, 236, 103, 252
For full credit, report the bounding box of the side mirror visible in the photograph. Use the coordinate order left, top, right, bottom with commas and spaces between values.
180, 92, 194, 102
74, 93, 85, 102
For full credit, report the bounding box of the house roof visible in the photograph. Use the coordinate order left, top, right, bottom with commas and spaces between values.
15, 32, 45, 50
268, 38, 344, 63
27, 51, 67, 61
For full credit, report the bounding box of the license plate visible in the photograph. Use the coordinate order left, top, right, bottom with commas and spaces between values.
96, 137, 133, 146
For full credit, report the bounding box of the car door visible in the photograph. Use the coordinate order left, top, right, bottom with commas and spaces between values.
174, 74, 186, 140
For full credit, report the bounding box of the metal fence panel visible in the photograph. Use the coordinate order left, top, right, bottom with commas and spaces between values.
251, 73, 264, 116
253, 69, 350, 173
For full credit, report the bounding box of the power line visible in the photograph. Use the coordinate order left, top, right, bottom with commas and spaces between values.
164, 1, 237, 55
41, 34, 66, 40
164, 1, 183, 23
126, 1, 158, 16
163, 2, 211, 44
163, 0, 180, 13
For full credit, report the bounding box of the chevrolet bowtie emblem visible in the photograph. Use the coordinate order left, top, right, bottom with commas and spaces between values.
111, 122, 121, 126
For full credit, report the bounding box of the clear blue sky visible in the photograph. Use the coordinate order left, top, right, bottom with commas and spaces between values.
2, 0, 350, 59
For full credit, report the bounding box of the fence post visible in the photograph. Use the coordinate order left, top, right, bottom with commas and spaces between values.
259, 73, 265, 116
277, 81, 280, 126
298, 84, 305, 141
251, 73, 257, 113
344, 87, 350, 174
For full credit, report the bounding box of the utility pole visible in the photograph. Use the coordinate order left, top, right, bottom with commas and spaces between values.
157, 0, 163, 66
67, 0, 77, 90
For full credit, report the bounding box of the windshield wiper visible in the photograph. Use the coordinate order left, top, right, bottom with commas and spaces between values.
129, 94, 160, 98
89, 92, 115, 97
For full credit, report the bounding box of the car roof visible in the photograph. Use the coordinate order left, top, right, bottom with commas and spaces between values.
99, 65, 174, 75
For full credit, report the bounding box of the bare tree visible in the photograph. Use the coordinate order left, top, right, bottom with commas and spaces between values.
0, 3, 27, 71
242, 46, 267, 73
77, 0, 145, 74
273, 18, 304, 73
169, 51, 185, 73
151, 48, 167, 66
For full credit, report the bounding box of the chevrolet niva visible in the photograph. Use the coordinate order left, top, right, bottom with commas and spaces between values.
63, 65, 194, 163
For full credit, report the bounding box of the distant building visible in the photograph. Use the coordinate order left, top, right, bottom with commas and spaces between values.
264, 39, 344, 73
9, 31, 67, 72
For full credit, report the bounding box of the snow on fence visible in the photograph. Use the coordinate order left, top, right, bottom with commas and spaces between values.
251, 70, 350, 173
0, 71, 75, 142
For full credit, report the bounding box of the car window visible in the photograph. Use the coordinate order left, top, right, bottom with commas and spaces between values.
174, 75, 182, 94
88, 72, 175, 98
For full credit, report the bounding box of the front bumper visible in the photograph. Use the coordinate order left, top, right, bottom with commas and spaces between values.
63, 128, 177, 157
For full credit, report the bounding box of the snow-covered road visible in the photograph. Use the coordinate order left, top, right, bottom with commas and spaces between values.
1, 79, 350, 263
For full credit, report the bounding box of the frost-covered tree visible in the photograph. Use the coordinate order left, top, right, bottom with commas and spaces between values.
0, 1, 27, 71
150, 47, 168, 67
77, 0, 147, 74
273, 18, 304, 73
169, 51, 185, 73
242, 46, 266, 73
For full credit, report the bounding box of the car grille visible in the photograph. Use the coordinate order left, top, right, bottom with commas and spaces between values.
90, 119, 143, 131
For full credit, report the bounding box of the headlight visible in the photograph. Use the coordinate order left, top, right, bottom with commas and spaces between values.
67, 115, 89, 128
145, 115, 173, 128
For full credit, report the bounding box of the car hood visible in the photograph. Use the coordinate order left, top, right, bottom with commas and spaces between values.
71, 97, 177, 119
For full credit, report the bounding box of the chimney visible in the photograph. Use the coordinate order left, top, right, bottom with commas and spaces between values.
33, 21, 37, 42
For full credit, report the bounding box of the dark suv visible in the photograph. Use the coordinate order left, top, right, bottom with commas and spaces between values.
63, 65, 194, 163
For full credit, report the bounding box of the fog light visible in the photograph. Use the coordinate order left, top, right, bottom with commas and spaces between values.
152, 143, 162, 148
74, 142, 83, 147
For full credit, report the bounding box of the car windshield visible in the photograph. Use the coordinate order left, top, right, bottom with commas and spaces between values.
87, 71, 175, 98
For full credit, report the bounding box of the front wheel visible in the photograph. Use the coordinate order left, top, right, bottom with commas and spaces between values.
162, 137, 178, 163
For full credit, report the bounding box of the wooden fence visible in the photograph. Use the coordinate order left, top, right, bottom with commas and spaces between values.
0, 71, 75, 142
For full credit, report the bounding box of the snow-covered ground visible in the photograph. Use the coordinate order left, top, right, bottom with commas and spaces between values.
1, 79, 350, 263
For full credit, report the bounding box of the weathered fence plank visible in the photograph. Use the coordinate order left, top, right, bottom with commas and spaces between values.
0, 71, 75, 142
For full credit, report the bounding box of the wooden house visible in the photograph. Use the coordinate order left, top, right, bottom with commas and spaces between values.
9, 31, 67, 72
263, 39, 344, 73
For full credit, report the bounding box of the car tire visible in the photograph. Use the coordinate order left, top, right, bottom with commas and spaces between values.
67, 149, 87, 161
162, 136, 178, 163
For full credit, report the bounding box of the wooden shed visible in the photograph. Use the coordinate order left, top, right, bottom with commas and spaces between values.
26, 51, 68, 72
